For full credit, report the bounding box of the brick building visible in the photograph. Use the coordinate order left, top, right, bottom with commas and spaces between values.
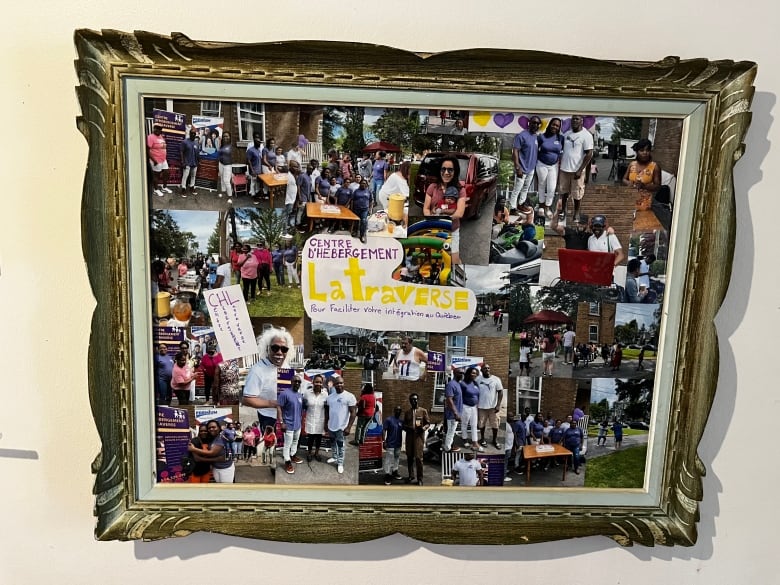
542, 183, 637, 263
574, 301, 616, 346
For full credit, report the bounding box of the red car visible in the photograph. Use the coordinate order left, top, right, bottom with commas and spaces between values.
412, 152, 499, 220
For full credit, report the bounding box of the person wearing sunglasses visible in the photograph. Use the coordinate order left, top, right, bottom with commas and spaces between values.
242, 327, 294, 434
422, 155, 467, 266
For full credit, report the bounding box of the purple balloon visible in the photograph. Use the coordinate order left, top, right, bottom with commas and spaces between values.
583, 116, 596, 129
493, 112, 515, 129
560, 118, 572, 133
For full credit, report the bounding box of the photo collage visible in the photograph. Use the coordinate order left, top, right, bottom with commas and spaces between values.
148, 98, 677, 490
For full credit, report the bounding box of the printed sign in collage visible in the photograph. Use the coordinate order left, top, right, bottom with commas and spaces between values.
147, 98, 677, 489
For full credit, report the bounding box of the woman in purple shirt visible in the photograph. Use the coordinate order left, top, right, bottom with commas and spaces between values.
459, 366, 482, 451
535, 118, 563, 219
315, 169, 332, 202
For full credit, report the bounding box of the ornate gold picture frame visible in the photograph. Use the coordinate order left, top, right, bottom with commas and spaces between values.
76, 29, 755, 546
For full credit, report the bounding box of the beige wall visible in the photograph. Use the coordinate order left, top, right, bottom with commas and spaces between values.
1, 3, 777, 583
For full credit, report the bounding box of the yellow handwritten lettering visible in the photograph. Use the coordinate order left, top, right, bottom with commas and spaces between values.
308, 263, 326, 301
454, 290, 469, 310
330, 281, 345, 300
344, 258, 366, 301
414, 287, 429, 306
394, 285, 414, 304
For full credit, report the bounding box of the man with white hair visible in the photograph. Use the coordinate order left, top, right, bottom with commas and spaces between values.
242, 327, 294, 432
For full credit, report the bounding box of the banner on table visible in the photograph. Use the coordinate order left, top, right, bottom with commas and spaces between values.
156, 406, 191, 483
302, 235, 476, 332
202, 285, 258, 360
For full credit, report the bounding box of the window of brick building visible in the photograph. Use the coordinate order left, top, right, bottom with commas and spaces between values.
589, 302, 600, 316
237, 102, 265, 144
432, 335, 469, 411
589, 324, 599, 343
516, 376, 542, 414
200, 100, 222, 117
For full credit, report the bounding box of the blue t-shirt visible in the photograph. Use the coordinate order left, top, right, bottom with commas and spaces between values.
383, 415, 403, 448
444, 379, 463, 420
372, 159, 387, 181
537, 132, 563, 166
563, 426, 583, 449
155, 354, 174, 383
512, 130, 539, 173
263, 147, 277, 168
352, 187, 371, 211
512, 419, 527, 445
297, 173, 312, 203
246, 145, 262, 174
549, 427, 565, 444
612, 422, 624, 438
529, 421, 544, 440
460, 380, 480, 407
271, 249, 283, 266
283, 246, 298, 263
317, 178, 331, 198
181, 138, 201, 167
277, 388, 303, 431
335, 186, 353, 206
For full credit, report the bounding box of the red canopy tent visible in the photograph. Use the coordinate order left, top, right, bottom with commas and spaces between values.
523, 310, 573, 325
362, 141, 401, 154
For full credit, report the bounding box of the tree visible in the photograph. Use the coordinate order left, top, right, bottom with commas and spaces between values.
615, 378, 653, 421
508, 283, 533, 332
341, 106, 367, 158
614, 319, 639, 345
245, 208, 288, 246
322, 106, 344, 154
311, 329, 331, 353
590, 398, 610, 422
371, 108, 421, 152
207, 218, 221, 255
610, 117, 642, 143
533, 282, 601, 322
149, 210, 191, 259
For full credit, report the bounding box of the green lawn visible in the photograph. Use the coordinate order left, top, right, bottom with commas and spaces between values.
584, 445, 647, 489
622, 348, 657, 360
227, 275, 304, 318
588, 427, 648, 438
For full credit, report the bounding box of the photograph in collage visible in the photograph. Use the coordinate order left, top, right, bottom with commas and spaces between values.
148, 99, 676, 488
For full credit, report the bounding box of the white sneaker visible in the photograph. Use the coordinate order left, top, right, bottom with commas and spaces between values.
162, 187, 173, 193
504, 476, 512, 482
337, 465, 344, 474
218, 193, 223, 198
227, 198, 232, 205
326, 457, 337, 464
154, 189, 164, 197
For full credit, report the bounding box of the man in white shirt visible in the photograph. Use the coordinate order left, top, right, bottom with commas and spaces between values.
452, 451, 485, 486
587, 215, 626, 267
476, 364, 504, 449
558, 115, 594, 222
562, 326, 576, 365
283, 160, 301, 234
213, 256, 232, 288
